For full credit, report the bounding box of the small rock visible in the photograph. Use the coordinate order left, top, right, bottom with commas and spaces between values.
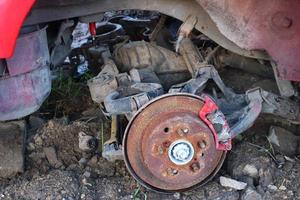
47, 120, 55, 129
55, 116, 69, 125
83, 171, 91, 178
268, 126, 300, 156
29, 116, 45, 131
87, 155, 98, 167
243, 164, 258, 178
220, 176, 247, 190
242, 188, 262, 200
268, 185, 278, 191
43, 147, 63, 168
27, 142, 36, 151
78, 132, 98, 152
79, 158, 87, 167
82, 177, 92, 186
279, 185, 287, 191
33, 135, 43, 146
259, 168, 273, 187
173, 192, 181, 199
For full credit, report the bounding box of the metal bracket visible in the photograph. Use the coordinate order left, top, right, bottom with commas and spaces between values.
199, 95, 232, 151
175, 15, 198, 52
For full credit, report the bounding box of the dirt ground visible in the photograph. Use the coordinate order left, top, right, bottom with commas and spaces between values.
0, 69, 299, 200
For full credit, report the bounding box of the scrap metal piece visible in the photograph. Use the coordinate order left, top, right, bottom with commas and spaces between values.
199, 95, 231, 151
104, 83, 164, 116
176, 15, 198, 52
169, 66, 235, 99
123, 93, 226, 192
50, 20, 75, 66
216, 49, 274, 79
0, 121, 25, 178
102, 115, 123, 162
87, 48, 120, 104
114, 41, 188, 74
268, 126, 300, 156
271, 62, 295, 97
179, 38, 204, 76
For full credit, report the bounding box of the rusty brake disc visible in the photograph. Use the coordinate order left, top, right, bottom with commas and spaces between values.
123, 93, 226, 192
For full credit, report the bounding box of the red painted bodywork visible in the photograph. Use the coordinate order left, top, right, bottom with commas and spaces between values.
197, 0, 300, 81
0, 0, 36, 58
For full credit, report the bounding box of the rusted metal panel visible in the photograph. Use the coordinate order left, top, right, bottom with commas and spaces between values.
197, 0, 300, 81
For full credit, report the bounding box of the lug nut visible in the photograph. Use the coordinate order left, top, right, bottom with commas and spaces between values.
167, 168, 178, 176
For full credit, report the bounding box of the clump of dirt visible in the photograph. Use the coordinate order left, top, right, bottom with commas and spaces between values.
29, 120, 101, 169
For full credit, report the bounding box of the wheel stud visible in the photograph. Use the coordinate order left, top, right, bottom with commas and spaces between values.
191, 163, 200, 172
198, 141, 206, 149
167, 168, 178, 176
177, 127, 189, 136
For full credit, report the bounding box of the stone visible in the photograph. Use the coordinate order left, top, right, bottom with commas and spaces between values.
43, 147, 63, 168
78, 158, 87, 167
279, 185, 287, 191
268, 185, 278, 191
241, 188, 262, 200
259, 168, 273, 187
243, 164, 258, 178
0, 121, 25, 178
29, 116, 45, 131
87, 155, 98, 167
268, 126, 300, 156
78, 132, 97, 152
33, 134, 43, 146
173, 192, 181, 199
83, 171, 91, 178
27, 142, 36, 151
220, 176, 247, 190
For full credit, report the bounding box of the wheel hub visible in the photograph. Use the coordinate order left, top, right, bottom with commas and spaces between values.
168, 140, 194, 165
123, 93, 226, 192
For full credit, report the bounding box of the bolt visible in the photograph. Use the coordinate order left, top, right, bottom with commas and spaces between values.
167, 168, 177, 176
191, 163, 200, 172
198, 141, 206, 149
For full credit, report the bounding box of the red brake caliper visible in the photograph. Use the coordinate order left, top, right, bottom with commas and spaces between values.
199, 95, 232, 151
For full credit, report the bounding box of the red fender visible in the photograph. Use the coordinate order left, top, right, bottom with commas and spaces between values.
0, 0, 36, 58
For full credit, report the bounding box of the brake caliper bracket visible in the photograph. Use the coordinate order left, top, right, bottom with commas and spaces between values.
199, 95, 232, 151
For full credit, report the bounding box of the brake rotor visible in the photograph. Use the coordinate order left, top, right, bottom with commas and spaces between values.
123, 93, 226, 192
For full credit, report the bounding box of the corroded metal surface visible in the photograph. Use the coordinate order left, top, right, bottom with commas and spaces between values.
123, 94, 226, 192
197, 0, 300, 81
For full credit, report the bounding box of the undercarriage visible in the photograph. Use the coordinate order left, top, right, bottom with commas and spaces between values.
0, 2, 300, 195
